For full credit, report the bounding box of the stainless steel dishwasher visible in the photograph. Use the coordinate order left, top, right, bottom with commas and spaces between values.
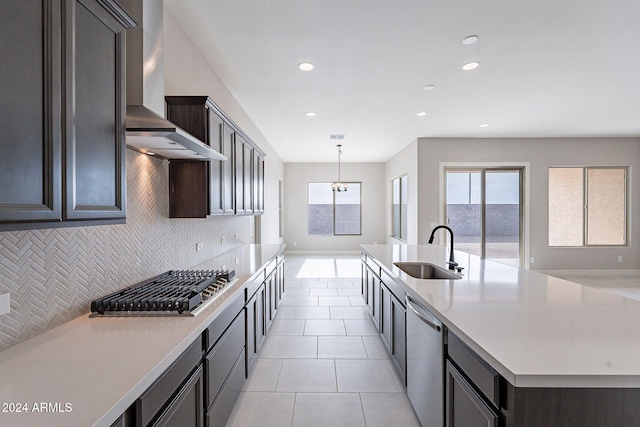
406, 294, 444, 427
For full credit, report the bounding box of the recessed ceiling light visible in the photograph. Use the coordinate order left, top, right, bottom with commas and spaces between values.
462, 35, 479, 45
479, 124, 489, 128
462, 61, 480, 71
416, 111, 427, 117
423, 85, 436, 91
305, 112, 316, 117
298, 62, 315, 71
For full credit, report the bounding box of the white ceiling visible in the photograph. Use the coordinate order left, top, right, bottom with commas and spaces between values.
164, 0, 640, 163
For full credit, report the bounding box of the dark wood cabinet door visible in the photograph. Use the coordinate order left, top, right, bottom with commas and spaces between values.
391, 294, 406, 383
264, 271, 277, 332
252, 150, 260, 216
365, 268, 373, 313
246, 293, 257, 372
0, 0, 62, 223
234, 136, 245, 214
277, 260, 285, 301
365, 266, 379, 330
380, 285, 391, 352
372, 277, 381, 331
64, 0, 126, 220
169, 161, 207, 218
208, 111, 224, 215
255, 283, 266, 352
244, 144, 253, 214
222, 124, 235, 215
257, 155, 265, 214
446, 361, 500, 427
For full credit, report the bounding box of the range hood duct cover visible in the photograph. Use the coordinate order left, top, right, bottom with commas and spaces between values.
121, 0, 225, 161
126, 105, 226, 160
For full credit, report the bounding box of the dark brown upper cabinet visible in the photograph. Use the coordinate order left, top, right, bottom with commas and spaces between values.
165, 96, 265, 218
0, 0, 134, 230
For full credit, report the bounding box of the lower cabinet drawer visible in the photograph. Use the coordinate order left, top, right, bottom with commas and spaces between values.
205, 295, 245, 351
447, 332, 501, 407
151, 365, 204, 427
205, 311, 245, 408
206, 349, 246, 427
137, 337, 203, 426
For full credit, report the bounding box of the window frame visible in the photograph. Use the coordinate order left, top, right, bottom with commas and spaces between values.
307, 181, 362, 236
548, 166, 628, 247
391, 175, 407, 241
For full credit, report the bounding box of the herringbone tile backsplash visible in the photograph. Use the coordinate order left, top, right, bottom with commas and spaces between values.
0, 150, 250, 351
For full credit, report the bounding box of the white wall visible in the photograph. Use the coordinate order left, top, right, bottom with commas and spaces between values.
385, 140, 419, 245
413, 137, 640, 271
284, 162, 386, 253
163, 9, 284, 244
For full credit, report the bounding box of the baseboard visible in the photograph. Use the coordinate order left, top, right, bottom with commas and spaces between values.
284, 250, 361, 256
539, 269, 640, 277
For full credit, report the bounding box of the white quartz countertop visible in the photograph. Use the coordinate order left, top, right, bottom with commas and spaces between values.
361, 244, 640, 389
0, 244, 285, 427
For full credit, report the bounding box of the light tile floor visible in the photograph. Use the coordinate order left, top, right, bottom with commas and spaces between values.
226, 255, 421, 427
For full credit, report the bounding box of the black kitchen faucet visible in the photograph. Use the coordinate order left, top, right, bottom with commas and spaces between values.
428, 225, 458, 270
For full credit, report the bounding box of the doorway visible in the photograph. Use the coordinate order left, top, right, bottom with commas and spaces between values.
444, 168, 523, 267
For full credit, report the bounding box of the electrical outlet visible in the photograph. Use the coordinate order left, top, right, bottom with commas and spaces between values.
196, 242, 203, 252
0, 293, 10, 316
530, 257, 535, 264
618, 256, 623, 263
234, 233, 239, 240
235, 258, 240, 264
221, 236, 226, 244
293, 241, 297, 247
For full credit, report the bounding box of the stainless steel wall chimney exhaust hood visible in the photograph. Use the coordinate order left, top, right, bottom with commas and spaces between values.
121, 0, 225, 161
126, 105, 226, 160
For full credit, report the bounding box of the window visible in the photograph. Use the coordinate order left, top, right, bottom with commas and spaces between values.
308, 182, 361, 235
392, 175, 407, 240
549, 167, 627, 247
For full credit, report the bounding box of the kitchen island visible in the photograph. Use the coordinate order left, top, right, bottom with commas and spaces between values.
361, 244, 640, 426
0, 244, 284, 427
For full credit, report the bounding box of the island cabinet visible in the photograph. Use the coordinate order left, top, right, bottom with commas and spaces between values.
446, 332, 502, 427
379, 270, 406, 383
0, 0, 133, 231
164, 96, 265, 218
446, 330, 640, 427
362, 256, 381, 330
361, 254, 406, 383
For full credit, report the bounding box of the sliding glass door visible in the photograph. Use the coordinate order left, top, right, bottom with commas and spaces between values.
445, 168, 523, 267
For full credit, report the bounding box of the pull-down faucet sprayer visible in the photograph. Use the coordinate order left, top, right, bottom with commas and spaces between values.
428, 225, 457, 270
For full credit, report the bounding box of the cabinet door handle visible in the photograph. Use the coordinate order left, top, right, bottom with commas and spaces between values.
406, 298, 442, 332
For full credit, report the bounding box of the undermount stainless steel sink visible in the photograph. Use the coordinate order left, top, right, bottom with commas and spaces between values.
393, 262, 461, 280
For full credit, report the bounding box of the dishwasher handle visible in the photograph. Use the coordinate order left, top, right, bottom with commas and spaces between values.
406, 296, 442, 332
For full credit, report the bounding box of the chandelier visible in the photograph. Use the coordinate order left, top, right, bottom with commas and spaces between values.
331, 144, 348, 192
